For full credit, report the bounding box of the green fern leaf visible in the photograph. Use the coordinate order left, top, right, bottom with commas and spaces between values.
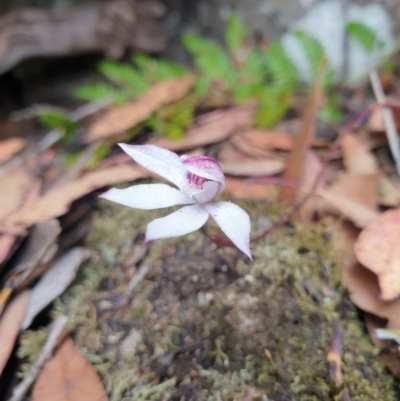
346, 21, 383, 53
168, 101, 195, 129
73, 83, 122, 102
255, 89, 290, 128
244, 49, 267, 82
263, 41, 298, 92
132, 53, 188, 81
98, 61, 149, 96
225, 12, 247, 51
163, 122, 184, 140
182, 33, 239, 89
131, 53, 152, 70
38, 109, 77, 143
319, 94, 342, 123
293, 30, 326, 76
233, 82, 260, 103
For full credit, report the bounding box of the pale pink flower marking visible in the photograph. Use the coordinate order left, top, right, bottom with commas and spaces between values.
100, 144, 252, 260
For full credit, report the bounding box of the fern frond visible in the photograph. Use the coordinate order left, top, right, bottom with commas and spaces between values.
263, 41, 298, 92
233, 82, 260, 103
346, 21, 383, 53
132, 53, 188, 82
98, 61, 149, 96
168, 99, 195, 128
73, 83, 124, 103
225, 12, 248, 51
255, 89, 290, 128
182, 33, 239, 89
293, 30, 326, 76
244, 49, 267, 82
146, 96, 195, 140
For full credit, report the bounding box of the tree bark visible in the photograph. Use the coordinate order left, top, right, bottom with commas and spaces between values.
0, 0, 166, 74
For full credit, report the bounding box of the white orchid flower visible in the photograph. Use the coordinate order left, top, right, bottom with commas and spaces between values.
100, 144, 252, 260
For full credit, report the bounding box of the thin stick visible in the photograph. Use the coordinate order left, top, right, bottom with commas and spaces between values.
127, 263, 150, 292
8, 315, 68, 401
370, 70, 400, 175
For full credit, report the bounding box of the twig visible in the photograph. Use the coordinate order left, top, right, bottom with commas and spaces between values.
370, 70, 400, 175
8, 315, 68, 401
127, 262, 150, 292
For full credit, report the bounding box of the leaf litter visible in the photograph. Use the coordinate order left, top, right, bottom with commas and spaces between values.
1, 26, 400, 401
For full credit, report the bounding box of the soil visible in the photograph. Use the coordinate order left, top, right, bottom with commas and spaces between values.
20, 196, 398, 400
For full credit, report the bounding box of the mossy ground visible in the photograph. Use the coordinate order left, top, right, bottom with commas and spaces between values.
21, 197, 398, 400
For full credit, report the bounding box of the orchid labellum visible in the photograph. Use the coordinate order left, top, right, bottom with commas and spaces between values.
100, 144, 252, 259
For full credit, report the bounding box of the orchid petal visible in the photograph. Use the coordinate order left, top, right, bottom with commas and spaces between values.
205, 202, 252, 260
100, 184, 195, 210
193, 181, 220, 203
145, 204, 209, 241
119, 144, 189, 191
181, 156, 225, 194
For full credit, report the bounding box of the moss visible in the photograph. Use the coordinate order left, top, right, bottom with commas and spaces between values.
19, 199, 398, 400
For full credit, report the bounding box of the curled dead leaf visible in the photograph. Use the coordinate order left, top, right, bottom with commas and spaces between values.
318, 189, 380, 228
0, 291, 30, 374
3, 164, 147, 232
241, 130, 294, 151
21, 248, 92, 329
85, 76, 194, 142
149, 103, 255, 151
224, 177, 272, 200
0, 168, 40, 223
327, 173, 378, 211
341, 133, 379, 174
355, 208, 400, 301
331, 222, 400, 329
220, 159, 285, 177
8, 219, 61, 289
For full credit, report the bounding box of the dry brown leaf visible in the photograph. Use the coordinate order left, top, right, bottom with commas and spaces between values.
241, 130, 294, 151
0, 168, 40, 223
328, 173, 378, 211
378, 175, 400, 207
344, 262, 400, 329
368, 104, 400, 132
8, 219, 61, 289
341, 133, 379, 174
149, 103, 255, 151
364, 313, 400, 378
220, 159, 285, 177
331, 222, 400, 329
3, 164, 148, 232
279, 74, 322, 203
218, 141, 250, 162
85, 76, 194, 142
298, 150, 324, 220
0, 291, 30, 374
318, 189, 380, 228
0, 234, 17, 265
224, 177, 272, 199
0, 138, 26, 164
22, 248, 91, 329
32, 337, 108, 401
354, 208, 400, 301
